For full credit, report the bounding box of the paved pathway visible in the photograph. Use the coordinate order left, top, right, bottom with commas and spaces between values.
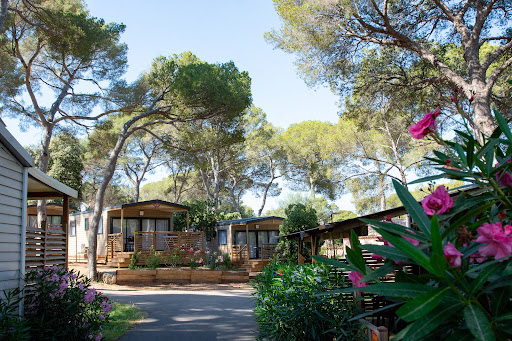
99, 288, 258, 341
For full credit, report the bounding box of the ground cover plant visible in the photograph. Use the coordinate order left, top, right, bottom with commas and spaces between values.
252, 260, 363, 341
315, 108, 512, 340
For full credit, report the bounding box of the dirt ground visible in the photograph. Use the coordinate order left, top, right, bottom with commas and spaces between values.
68, 263, 254, 291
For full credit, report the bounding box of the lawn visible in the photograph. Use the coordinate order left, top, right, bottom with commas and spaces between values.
103, 303, 146, 341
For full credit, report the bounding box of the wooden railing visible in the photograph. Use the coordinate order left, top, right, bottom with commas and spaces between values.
232, 244, 249, 263
107, 233, 124, 261
261, 243, 277, 260
134, 231, 204, 253
26, 223, 67, 270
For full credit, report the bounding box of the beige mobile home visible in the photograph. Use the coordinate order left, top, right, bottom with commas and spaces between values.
68, 200, 194, 265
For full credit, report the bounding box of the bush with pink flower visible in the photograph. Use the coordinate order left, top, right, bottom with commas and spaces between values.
24, 266, 112, 340
314, 109, 512, 340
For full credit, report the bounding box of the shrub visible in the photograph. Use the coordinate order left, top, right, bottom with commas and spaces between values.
145, 246, 161, 269
204, 249, 224, 269
0, 288, 30, 340
315, 109, 512, 340
24, 266, 112, 340
252, 261, 363, 341
162, 247, 183, 267
128, 251, 142, 270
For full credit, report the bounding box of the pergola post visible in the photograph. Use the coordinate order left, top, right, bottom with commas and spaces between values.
120, 208, 124, 252
63, 195, 69, 268
170, 212, 174, 231
186, 211, 189, 232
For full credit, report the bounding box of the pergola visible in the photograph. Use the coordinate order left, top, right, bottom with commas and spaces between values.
280, 206, 408, 264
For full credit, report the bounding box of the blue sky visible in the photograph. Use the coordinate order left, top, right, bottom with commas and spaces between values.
4, 0, 356, 214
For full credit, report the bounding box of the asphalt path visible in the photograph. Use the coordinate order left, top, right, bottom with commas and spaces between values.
99, 288, 258, 341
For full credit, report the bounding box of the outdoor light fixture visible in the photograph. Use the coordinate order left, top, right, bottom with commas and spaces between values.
139, 210, 144, 216
255, 224, 259, 229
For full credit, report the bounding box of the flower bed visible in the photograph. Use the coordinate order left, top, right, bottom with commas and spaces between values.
115, 267, 249, 284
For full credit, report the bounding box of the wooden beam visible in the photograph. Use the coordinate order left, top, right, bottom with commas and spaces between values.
186, 211, 189, 232
63, 195, 69, 269
170, 212, 174, 231
27, 192, 64, 199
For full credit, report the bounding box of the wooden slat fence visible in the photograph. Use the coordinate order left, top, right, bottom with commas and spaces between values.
261, 243, 277, 260
107, 233, 124, 261
25, 223, 67, 270
232, 244, 248, 263
134, 231, 204, 253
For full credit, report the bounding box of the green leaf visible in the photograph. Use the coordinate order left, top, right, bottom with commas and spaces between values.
311, 255, 359, 272
430, 253, 448, 276
346, 246, 366, 273
409, 174, 446, 185
482, 273, 512, 292
348, 301, 402, 322
360, 218, 429, 242
396, 287, 449, 322
495, 312, 512, 323
377, 229, 436, 274
494, 109, 512, 143
401, 301, 465, 340
442, 201, 496, 239
464, 304, 496, 341
359, 283, 436, 298
491, 287, 511, 317
444, 330, 477, 341
430, 214, 443, 258
362, 244, 411, 263
469, 263, 501, 297
392, 180, 431, 238
360, 261, 400, 283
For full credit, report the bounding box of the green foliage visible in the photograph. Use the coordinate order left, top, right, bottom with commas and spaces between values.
145, 246, 161, 269
280, 121, 339, 200
0, 289, 30, 341
252, 261, 363, 341
175, 200, 219, 239
276, 203, 319, 261
128, 251, 141, 270
315, 110, 512, 340
24, 266, 113, 340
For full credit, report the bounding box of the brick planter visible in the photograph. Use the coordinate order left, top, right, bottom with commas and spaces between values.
116, 267, 249, 284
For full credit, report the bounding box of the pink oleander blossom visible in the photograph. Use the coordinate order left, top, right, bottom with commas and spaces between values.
444, 242, 463, 267
278, 269, 282, 276
470, 252, 486, 264
421, 185, 453, 216
496, 160, 512, 187
476, 222, 512, 260
348, 271, 367, 288
409, 108, 441, 139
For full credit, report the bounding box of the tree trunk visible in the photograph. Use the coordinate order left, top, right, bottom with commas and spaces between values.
0, 0, 8, 32
257, 163, 278, 217
309, 175, 315, 200
37, 123, 54, 226
472, 91, 496, 140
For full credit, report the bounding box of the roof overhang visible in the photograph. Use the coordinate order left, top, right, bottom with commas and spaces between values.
0, 122, 33, 167
106, 200, 190, 212
27, 168, 78, 200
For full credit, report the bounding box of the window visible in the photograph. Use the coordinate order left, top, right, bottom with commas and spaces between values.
84, 218, 89, 231
218, 230, 227, 245
70, 220, 76, 236
97, 216, 103, 234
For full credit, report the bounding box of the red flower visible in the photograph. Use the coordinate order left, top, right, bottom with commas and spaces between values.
278, 269, 282, 276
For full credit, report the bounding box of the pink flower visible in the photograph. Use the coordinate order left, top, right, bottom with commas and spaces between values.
421, 185, 453, 216
409, 109, 441, 139
348, 271, 367, 288
470, 252, 486, 264
278, 269, 282, 276
476, 222, 512, 260
84, 288, 96, 304
497, 170, 512, 186
443, 242, 463, 267
95, 332, 102, 341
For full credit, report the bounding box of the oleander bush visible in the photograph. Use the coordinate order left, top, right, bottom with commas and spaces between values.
315, 109, 512, 340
